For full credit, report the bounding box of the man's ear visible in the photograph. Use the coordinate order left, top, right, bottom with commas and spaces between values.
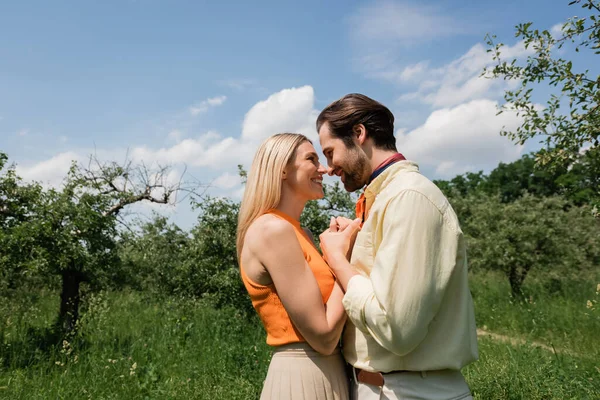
353, 124, 367, 146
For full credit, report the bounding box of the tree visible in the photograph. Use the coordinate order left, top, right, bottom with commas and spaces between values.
435, 171, 488, 199
555, 146, 600, 205
0, 153, 44, 294
454, 193, 600, 296
118, 214, 190, 294
484, 154, 566, 202
186, 196, 242, 306
0, 152, 200, 334
436, 151, 599, 206
30, 175, 119, 333
485, 0, 599, 173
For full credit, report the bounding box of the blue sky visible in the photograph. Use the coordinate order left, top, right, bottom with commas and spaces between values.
0, 0, 592, 228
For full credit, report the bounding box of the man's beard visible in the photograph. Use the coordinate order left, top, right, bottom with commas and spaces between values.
341, 150, 369, 192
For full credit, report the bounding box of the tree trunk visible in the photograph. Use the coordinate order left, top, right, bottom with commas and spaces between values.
59, 270, 82, 334
508, 267, 524, 298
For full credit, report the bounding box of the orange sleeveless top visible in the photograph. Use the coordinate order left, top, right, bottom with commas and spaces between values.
240, 209, 335, 346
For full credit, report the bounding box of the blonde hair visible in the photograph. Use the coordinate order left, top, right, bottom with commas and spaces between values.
236, 133, 310, 259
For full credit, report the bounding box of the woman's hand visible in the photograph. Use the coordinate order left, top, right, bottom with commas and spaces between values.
323, 216, 360, 260
320, 217, 361, 266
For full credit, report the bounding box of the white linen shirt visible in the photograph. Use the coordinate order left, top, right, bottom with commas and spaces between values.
342, 160, 478, 373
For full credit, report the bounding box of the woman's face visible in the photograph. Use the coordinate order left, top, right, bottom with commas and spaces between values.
284, 141, 327, 201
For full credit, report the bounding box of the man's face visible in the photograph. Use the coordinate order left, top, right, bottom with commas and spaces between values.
318, 122, 370, 192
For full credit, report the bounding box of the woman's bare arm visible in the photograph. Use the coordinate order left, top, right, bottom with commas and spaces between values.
248, 217, 346, 355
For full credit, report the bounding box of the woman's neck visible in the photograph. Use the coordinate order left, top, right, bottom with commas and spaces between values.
276, 192, 306, 222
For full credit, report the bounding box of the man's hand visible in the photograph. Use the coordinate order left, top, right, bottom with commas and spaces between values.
333, 216, 354, 232
320, 218, 361, 267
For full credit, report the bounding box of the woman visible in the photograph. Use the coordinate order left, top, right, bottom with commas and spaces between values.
237, 133, 349, 400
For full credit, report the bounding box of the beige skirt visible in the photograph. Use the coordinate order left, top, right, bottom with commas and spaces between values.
260, 343, 350, 400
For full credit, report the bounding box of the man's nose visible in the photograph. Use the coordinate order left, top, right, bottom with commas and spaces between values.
327, 166, 341, 177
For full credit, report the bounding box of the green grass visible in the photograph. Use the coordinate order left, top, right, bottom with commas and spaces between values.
470, 271, 600, 360
1, 273, 599, 399
0, 290, 271, 399
466, 338, 599, 399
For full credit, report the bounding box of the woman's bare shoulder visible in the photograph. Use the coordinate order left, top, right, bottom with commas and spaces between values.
245, 214, 296, 251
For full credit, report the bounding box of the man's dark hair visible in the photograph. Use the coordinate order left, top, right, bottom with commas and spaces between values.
316, 93, 397, 151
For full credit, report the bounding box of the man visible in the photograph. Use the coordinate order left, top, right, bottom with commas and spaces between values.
317, 93, 478, 400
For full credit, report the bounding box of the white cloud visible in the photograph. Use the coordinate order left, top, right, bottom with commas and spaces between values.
349, 1, 472, 83
348, 2, 531, 108
16, 151, 82, 187
130, 131, 242, 168
396, 99, 525, 177
14, 86, 320, 197
350, 1, 465, 44
206, 96, 227, 106
399, 61, 430, 82
212, 172, 241, 190
167, 129, 183, 143
189, 95, 227, 116
396, 41, 530, 107
231, 186, 245, 199
17, 129, 28, 137
218, 79, 258, 91
242, 85, 319, 142
551, 23, 564, 39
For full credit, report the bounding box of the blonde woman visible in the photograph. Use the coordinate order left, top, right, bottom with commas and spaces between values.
237, 133, 350, 400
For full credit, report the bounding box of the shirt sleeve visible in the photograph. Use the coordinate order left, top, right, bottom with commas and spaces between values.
342, 189, 460, 356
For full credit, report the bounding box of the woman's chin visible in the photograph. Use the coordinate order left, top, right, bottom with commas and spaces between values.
311, 190, 325, 200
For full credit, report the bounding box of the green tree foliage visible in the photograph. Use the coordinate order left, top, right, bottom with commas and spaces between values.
118, 196, 253, 316
485, 0, 599, 171
185, 196, 248, 313
0, 153, 196, 335
436, 151, 600, 206
555, 146, 600, 205
119, 214, 190, 294
34, 170, 120, 333
453, 193, 600, 296
0, 153, 45, 294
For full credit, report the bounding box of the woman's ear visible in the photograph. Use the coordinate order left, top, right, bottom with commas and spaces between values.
282, 169, 287, 180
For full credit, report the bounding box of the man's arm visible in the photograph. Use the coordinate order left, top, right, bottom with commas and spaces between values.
332, 190, 460, 356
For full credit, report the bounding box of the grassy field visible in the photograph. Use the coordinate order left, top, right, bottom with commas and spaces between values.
1, 273, 598, 399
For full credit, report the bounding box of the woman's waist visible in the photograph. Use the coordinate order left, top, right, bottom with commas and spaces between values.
271, 342, 341, 357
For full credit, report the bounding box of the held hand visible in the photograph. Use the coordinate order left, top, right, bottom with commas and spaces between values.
334, 216, 354, 232
319, 218, 361, 267
329, 216, 338, 232
325, 216, 355, 233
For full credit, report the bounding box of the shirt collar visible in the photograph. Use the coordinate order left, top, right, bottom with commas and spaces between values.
367, 153, 406, 185
364, 160, 419, 197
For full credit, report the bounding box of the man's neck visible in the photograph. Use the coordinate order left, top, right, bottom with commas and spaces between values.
370, 149, 400, 173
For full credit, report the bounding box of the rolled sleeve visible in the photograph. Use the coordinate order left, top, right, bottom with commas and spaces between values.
342, 275, 373, 332
343, 190, 458, 356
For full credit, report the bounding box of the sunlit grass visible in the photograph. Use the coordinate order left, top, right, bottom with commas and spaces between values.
1, 273, 598, 399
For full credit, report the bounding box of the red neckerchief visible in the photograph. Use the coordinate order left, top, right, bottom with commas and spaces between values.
355, 153, 406, 225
